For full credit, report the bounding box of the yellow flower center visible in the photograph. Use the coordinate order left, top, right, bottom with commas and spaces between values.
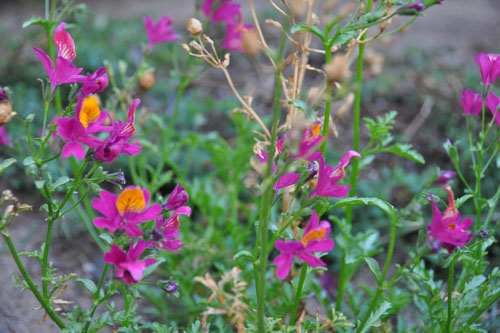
301, 228, 326, 246
79, 96, 100, 128
116, 188, 145, 215
311, 123, 321, 137
448, 222, 456, 230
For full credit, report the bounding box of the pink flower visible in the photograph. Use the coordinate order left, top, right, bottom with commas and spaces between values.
94, 99, 142, 162
148, 206, 191, 253
55, 95, 110, 159
0, 126, 12, 146
273, 210, 334, 280
427, 186, 473, 253
143, 14, 179, 50
92, 186, 162, 237
32, 22, 82, 93
294, 122, 324, 162
164, 183, 189, 210
221, 22, 254, 52
474, 53, 500, 88
460, 88, 482, 116
202, 0, 241, 23
309, 151, 360, 198
104, 240, 156, 284
74, 67, 108, 96
485, 92, 500, 126
433, 170, 456, 184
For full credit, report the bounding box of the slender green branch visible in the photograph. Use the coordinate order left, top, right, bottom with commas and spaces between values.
290, 264, 308, 325
466, 289, 500, 325
83, 264, 109, 333
2, 232, 65, 328
446, 259, 455, 333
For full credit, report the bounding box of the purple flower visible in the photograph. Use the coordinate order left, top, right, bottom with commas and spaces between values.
0, 126, 12, 146
74, 67, 108, 96
309, 151, 360, 198
478, 230, 490, 239
294, 121, 324, 162
202, 0, 241, 23
0, 87, 8, 101
485, 92, 500, 126
427, 186, 473, 253
460, 88, 482, 116
433, 170, 456, 184
221, 22, 254, 52
164, 183, 189, 210
273, 210, 334, 280
92, 186, 163, 238
143, 15, 179, 50
474, 53, 500, 88
104, 240, 156, 284
409, 2, 425, 11
32, 22, 82, 93
148, 207, 191, 253
164, 281, 178, 293
94, 99, 142, 163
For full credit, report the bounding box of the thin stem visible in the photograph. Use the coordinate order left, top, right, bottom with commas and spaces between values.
466, 289, 500, 325
83, 264, 109, 333
357, 213, 396, 332
42, 217, 55, 298
290, 263, 308, 325
2, 232, 65, 328
475, 151, 482, 231
446, 259, 455, 333
167, 55, 193, 136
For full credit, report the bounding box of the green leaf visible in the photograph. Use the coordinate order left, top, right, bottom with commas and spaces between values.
34, 180, 45, 189
382, 144, 425, 164
0, 158, 16, 175
359, 301, 391, 333
288, 100, 309, 112
331, 197, 394, 215
53, 176, 70, 189
99, 233, 113, 245
23, 157, 35, 166
290, 22, 323, 39
76, 278, 97, 294
233, 250, 253, 261
464, 275, 486, 293
456, 194, 473, 208
22, 16, 46, 29
364, 257, 382, 283
330, 30, 357, 47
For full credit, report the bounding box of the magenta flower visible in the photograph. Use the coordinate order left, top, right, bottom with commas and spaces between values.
148, 207, 191, 253
55, 95, 110, 159
74, 67, 108, 96
433, 170, 456, 184
143, 14, 179, 50
222, 22, 254, 52
460, 88, 482, 116
485, 92, 500, 126
32, 22, 82, 93
104, 240, 156, 284
273, 210, 334, 280
164, 183, 189, 210
474, 53, 500, 88
409, 1, 425, 11
427, 186, 473, 253
0, 126, 12, 146
294, 122, 324, 162
92, 186, 162, 237
94, 99, 142, 162
309, 151, 360, 198
202, 0, 241, 23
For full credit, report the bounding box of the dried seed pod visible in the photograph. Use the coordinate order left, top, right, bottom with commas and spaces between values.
242, 29, 262, 56
0, 101, 15, 125
325, 52, 351, 82
139, 72, 156, 90
187, 18, 203, 36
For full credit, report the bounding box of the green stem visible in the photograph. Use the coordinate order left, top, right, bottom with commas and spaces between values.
446, 259, 455, 333
357, 213, 396, 332
83, 264, 109, 333
167, 55, 193, 136
290, 263, 308, 325
2, 232, 65, 328
42, 217, 55, 298
484, 181, 500, 230
475, 151, 482, 231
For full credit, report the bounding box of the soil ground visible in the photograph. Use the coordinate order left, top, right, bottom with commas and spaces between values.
0, 0, 499, 332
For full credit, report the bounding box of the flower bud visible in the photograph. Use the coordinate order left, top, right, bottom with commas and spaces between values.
164, 281, 178, 293
242, 29, 262, 57
187, 18, 203, 36
164, 183, 189, 210
139, 72, 156, 90
0, 101, 15, 125
430, 239, 442, 253
478, 230, 490, 239
111, 173, 126, 184
433, 170, 456, 184
0, 87, 8, 101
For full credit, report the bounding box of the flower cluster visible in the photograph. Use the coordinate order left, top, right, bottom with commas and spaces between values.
202, 0, 254, 52
461, 53, 500, 122
427, 186, 473, 253
93, 184, 190, 284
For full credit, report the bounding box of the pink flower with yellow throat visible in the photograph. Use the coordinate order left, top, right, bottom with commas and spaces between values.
274, 210, 334, 280
55, 95, 110, 159
427, 186, 473, 253
92, 186, 162, 238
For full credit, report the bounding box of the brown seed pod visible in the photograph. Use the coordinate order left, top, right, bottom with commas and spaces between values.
187, 18, 203, 36
0, 101, 15, 125
139, 72, 156, 90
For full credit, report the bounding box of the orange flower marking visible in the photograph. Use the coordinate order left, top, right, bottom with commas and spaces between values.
116, 188, 146, 215
311, 122, 321, 137
301, 228, 326, 247
79, 96, 100, 128
448, 222, 456, 230
442, 186, 458, 219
